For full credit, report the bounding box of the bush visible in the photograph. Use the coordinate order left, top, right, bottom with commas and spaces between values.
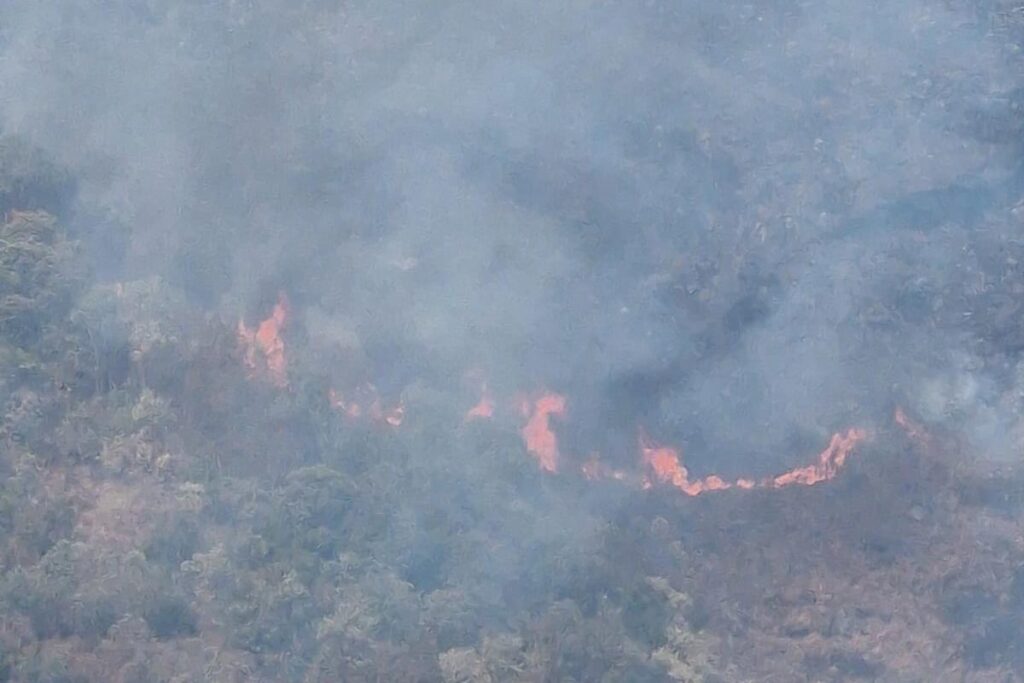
144, 515, 200, 568
143, 594, 198, 639
0, 137, 75, 217
0, 211, 82, 353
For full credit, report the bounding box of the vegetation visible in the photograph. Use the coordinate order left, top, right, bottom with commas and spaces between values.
0, 139, 721, 682
3, 3, 1024, 667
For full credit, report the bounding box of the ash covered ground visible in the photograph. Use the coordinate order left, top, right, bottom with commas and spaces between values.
1, 0, 1024, 681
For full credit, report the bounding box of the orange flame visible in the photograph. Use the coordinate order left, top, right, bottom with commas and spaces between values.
329, 385, 404, 427
894, 406, 932, 450
640, 431, 733, 495
233, 294, 872, 496
769, 428, 867, 488
465, 383, 495, 420
328, 388, 362, 418
382, 401, 405, 427
639, 427, 867, 496
238, 293, 289, 388
521, 392, 567, 473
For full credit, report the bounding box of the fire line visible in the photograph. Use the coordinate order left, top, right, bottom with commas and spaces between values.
239, 295, 870, 495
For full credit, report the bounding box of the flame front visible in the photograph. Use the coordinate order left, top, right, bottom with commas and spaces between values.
520, 392, 566, 473
640, 430, 733, 495
640, 427, 868, 496
237, 294, 870, 495
769, 428, 867, 488
238, 293, 289, 388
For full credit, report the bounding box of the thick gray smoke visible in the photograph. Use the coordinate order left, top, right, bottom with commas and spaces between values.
1, 0, 1021, 473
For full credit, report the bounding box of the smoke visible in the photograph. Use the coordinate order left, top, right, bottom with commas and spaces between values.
1, 0, 1022, 473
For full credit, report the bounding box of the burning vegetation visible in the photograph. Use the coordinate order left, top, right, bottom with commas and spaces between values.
237, 296, 880, 507
4, 0, 1024, 680
328, 385, 405, 426
518, 391, 567, 473
237, 292, 289, 388
238, 297, 872, 497
4, 142, 1024, 683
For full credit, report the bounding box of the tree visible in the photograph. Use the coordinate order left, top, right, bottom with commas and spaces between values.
0, 211, 80, 351
0, 137, 75, 218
